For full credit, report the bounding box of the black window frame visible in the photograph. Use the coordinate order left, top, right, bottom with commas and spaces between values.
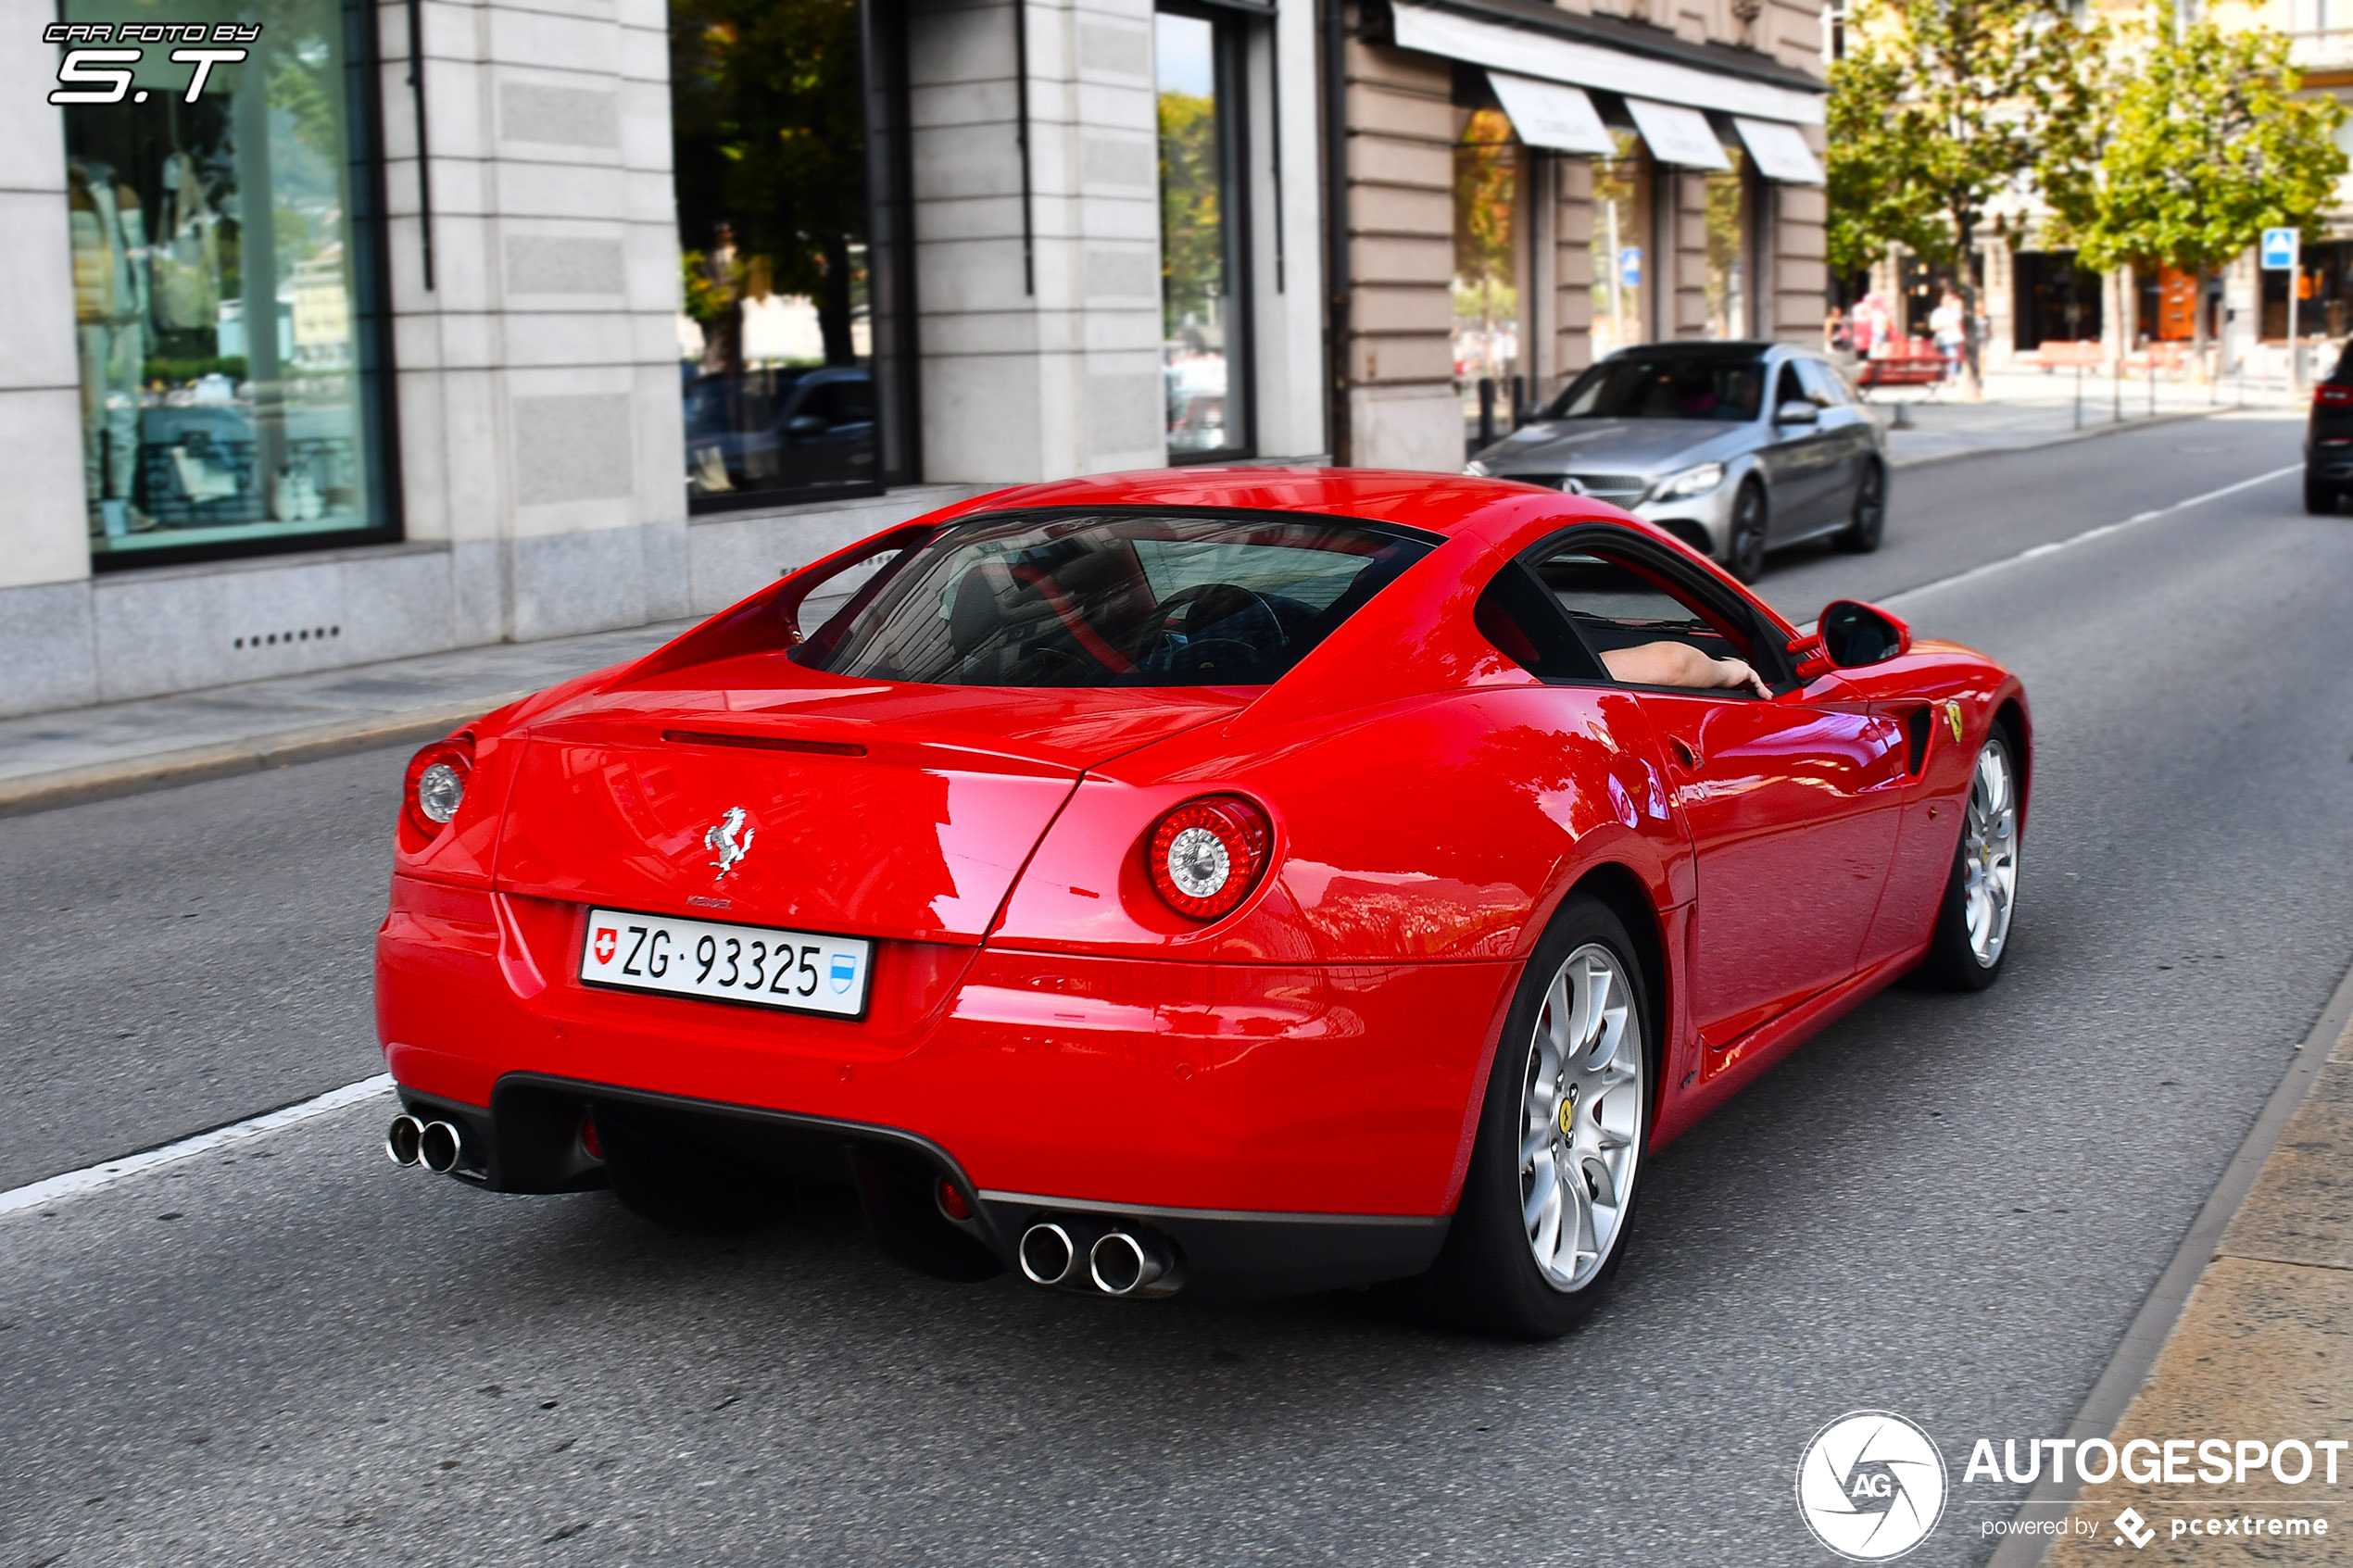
1155, 0, 1258, 465
676, 0, 921, 517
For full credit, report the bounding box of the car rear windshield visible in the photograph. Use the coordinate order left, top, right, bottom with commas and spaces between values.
1545, 355, 1766, 421
804, 511, 1432, 686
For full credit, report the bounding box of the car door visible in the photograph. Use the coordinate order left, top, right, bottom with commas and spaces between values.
1793, 356, 1870, 521
1535, 540, 1910, 1047
1757, 358, 1840, 533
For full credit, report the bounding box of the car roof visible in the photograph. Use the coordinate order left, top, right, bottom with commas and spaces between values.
1598, 340, 1781, 359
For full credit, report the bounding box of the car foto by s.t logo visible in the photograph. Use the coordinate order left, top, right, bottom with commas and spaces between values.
44, 23, 257, 107
1797, 1411, 1950, 1561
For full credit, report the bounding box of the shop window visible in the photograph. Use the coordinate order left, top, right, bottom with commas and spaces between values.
1453, 107, 1521, 452
61, 0, 394, 565
1591, 132, 1650, 359
1703, 147, 1750, 339
1157, 6, 1252, 459
673, 0, 913, 508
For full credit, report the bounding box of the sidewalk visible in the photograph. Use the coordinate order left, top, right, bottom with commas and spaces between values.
1870, 366, 2273, 470
2035, 987, 2353, 1565
0, 616, 696, 815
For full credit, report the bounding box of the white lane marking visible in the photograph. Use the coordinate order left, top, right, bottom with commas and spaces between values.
0, 1073, 394, 1219
1878, 464, 2301, 609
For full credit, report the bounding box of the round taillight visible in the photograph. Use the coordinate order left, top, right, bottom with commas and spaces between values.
402, 738, 474, 840
1145, 796, 1271, 922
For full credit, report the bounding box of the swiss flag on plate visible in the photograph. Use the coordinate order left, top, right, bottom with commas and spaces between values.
593, 927, 617, 964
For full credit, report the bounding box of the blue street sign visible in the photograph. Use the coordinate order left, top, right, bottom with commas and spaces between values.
1619, 247, 1642, 288
2261, 228, 2299, 269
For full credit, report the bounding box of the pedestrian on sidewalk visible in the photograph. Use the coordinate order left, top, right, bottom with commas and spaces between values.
1931, 291, 1965, 384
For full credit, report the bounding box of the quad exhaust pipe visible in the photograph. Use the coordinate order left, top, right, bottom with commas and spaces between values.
1018, 1217, 1182, 1298
384, 1113, 468, 1175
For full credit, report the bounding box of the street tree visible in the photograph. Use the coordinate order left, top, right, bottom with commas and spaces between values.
2076, 13, 2347, 376
1826, 0, 2102, 394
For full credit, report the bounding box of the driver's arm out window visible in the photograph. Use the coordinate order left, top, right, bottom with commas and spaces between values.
1537, 551, 1753, 669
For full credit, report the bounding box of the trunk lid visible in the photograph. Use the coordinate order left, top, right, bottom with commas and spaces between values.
494, 652, 1242, 943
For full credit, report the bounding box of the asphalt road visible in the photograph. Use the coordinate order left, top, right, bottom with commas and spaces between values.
6, 408, 2351, 1566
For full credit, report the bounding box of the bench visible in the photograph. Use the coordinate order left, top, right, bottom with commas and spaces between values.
1856, 342, 1949, 387
2028, 340, 2103, 370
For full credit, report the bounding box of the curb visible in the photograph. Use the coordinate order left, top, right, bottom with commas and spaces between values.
1883, 405, 2225, 472
0, 691, 532, 819
1983, 953, 2353, 1568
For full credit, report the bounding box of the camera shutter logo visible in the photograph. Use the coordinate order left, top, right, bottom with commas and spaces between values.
1795, 1411, 1949, 1561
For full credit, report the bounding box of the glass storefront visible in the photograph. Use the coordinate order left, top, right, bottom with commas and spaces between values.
1703, 147, 1750, 339
60, 0, 393, 562
1453, 106, 1520, 453
1590, 132, 1650, 359
1156, 7, 1251, 459
673, 0, 884, 507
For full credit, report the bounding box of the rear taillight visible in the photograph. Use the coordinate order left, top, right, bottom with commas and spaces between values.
1145, 796, 1272, 922
2316, 383, 2353, 407
402, 736, 475, 840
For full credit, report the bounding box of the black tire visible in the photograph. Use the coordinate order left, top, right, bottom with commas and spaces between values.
1725, 481, 1768, 583
1914, 726, 2022, 993
2305, 471, 2339, 515
598, 1109, 790, 1236
1836, 460, 1887, 553
1419, 894, 1655, 1338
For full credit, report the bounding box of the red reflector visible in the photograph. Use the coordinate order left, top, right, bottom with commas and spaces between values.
581, 1116, 603, 1160
936, 1179, 973, 1221
2316, 384, 2353, 406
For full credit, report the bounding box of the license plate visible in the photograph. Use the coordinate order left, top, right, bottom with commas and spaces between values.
579, 908, 872, 1018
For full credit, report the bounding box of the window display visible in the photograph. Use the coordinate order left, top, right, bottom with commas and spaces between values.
1590, 132, 1649, 358
1453, 106, 1520, 453
1704, 148, 1751, 340
60, 0, 392, 561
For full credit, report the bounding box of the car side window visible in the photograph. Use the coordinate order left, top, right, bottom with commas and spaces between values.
1793, 358, 1846, 407
1535, 549, 1756, 675
1773, 363, 1808, 414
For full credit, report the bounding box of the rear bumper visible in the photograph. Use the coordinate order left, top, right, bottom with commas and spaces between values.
377, 874, 1516, 1273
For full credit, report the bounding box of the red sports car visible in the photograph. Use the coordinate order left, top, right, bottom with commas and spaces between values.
375, 469, 2026, 1336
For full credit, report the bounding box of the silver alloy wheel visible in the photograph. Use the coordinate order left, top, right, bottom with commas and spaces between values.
1518, 943, 1643, 1293
1961, 738, 2020, 967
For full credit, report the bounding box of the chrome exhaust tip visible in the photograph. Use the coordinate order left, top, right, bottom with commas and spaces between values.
384, 1114, 424, 1167
1019, 1222, 1079, 1286
1089, 1229, 1172, 1297
418, 1120, 466, 1175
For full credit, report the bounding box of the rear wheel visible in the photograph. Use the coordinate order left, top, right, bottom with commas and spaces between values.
1836, 461, 1887, 553
1915, 729, 2021, 992
1725, 482, 1768, 583
2305, 470, 2339, 515
1422, 895, 1652, 1338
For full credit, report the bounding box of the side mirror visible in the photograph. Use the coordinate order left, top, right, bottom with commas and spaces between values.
1774, 400, 1820, 426
1817, 599, 1912, 668
786, 414, 829, 439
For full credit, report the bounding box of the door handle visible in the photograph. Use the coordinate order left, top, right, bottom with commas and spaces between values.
1668, 735, 1702, 769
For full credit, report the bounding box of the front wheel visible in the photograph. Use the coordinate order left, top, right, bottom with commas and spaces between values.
1725, 482, 1768, 583
1915, 729, 2021, 991
1421, 895, 1653, 1338
1836, 461, 1887, 553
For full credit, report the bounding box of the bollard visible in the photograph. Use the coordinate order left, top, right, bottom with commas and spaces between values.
2074, 362, 2082, 430
1478, 377, 1497, 451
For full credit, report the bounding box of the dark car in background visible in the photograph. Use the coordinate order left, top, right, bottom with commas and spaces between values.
684, 364, 876, 501
1466, 342, 1890, 582
2306, 343, 2353, 513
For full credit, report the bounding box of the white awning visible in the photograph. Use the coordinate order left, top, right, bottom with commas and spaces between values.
1734, 116, 1825, 184
1626, 97, 1730, 170
1487, 71, 1617, 155
1390, 0, 1824, 126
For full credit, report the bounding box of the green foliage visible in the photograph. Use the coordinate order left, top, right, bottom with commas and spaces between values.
2078, 12, 2347, 278
1159, 91, 1224, 333
1825, 0, 2102, 276
1453, 109, 1516, 299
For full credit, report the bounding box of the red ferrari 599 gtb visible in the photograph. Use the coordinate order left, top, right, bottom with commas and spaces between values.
375, 468, 2026, 1336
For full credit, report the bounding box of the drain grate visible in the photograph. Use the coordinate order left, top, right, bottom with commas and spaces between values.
233, 625, 342, 650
